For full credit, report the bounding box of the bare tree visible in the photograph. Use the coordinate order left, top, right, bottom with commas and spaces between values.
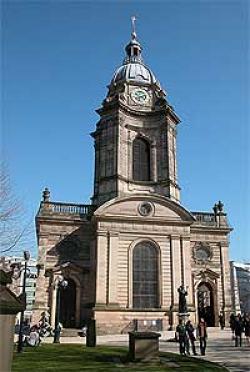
0, 164, 33, 254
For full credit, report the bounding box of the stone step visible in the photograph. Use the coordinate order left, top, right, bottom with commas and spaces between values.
61, 328, 82, 337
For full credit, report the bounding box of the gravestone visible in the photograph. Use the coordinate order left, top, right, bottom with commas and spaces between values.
128, 331, 161, 361
0, 270, 24, 372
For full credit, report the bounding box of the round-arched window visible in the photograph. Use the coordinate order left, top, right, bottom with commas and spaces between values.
133, 241, 159, 308
132, 137, 151, 181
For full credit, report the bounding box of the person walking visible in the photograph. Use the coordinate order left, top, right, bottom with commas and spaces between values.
186, 320, 197, 355
197, 318, 207, 356
229, 313, 236, 340
176, 319, 188, 355
219, 312, 225, 330
244, 315, 250, 346
234, 314, 243, 347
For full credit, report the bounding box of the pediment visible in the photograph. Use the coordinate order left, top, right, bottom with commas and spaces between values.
47, 262, 88, 274
94, 194, 194, 223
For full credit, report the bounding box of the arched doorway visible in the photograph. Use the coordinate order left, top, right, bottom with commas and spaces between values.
59, 278, 76, 328
197, 282, 215, 326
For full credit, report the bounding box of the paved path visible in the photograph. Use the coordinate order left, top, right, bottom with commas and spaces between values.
45, 328, 250, 372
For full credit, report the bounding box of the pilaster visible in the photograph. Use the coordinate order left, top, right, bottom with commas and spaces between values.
95, 231, 108, 306
170, 235, 182, 308
219, 241, 232, 315
108, 231, 119, 305
181, 236, 193, 307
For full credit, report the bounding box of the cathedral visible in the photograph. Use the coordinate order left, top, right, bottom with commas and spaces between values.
33, 22, 232, 334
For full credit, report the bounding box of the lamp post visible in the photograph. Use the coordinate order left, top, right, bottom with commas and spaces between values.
17, 250, 30, 353
53, 275, 68, 343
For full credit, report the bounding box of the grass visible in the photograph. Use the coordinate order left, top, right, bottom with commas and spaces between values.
12, 344, 228, 371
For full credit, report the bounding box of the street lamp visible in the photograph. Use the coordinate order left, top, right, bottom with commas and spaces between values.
17, 250, 30, 353
53, 275, 68, 343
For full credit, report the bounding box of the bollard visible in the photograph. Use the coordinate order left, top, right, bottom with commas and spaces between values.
86, 319, 96, 347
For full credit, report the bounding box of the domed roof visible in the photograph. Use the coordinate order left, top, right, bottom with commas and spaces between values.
110, 19, 160, 88
112, 63, 157, 85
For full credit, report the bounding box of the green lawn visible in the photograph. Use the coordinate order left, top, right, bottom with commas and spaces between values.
12, 344, 228, 372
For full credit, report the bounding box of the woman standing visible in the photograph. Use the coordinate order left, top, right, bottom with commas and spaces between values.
197, 318, 207, 356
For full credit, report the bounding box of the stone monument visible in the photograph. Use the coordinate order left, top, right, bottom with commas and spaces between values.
178, 285, 189, 321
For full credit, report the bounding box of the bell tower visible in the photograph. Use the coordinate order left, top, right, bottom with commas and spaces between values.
92, 19, 181, 206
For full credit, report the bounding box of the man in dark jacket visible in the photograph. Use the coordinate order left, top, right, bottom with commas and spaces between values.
186, 320, 197, 355
176, 319, 188, 355
234, 314, 244, 347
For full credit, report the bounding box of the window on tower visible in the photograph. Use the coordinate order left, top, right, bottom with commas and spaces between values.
132, 137, 151, 181
133, 241, 159, 309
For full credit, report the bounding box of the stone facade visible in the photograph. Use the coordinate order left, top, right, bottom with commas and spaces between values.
33, 25, 232, 333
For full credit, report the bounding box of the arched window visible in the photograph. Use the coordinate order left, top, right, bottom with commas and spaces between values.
133, 241, 159, 308
132, 137, 150, 181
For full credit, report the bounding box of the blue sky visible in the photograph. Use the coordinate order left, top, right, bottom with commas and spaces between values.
2, 0, 249, 261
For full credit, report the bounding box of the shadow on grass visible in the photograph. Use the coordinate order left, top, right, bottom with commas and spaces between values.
12, 344, 228, 371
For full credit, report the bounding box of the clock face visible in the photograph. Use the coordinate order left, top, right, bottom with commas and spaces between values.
131, 88, 149, 104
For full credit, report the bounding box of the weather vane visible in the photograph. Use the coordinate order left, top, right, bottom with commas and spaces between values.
131, 15, 137, 39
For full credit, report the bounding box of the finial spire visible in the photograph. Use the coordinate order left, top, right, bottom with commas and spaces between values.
131, 15, 137, 39
124, 16, 143, 64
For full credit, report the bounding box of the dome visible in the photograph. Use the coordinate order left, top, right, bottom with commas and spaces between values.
109, 19, 162, 90
112, 63, 157, 85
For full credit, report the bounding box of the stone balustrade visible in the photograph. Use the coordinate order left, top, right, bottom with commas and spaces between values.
37, 201, 95, 219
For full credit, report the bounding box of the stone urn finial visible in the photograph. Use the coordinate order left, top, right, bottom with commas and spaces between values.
213, 203, 218, 216
217, 200, 224, 213
42, 187, 50, 202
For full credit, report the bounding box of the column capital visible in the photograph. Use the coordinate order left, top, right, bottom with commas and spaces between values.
219, 242, 229, 248
108, 231, 119, 238
181, 236, 190, 242
96, 230, 108, 237
170, 235, 180, 240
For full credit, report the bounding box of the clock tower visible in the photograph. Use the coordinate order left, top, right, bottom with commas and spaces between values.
34, 19, 233, 334
92, 22, 181, 206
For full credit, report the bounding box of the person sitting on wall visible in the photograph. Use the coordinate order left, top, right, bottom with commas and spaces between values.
25, 325, 40, 347
39, 311, 53, 337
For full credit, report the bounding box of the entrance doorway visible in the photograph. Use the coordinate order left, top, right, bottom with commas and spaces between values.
59, 278, 76, 328
197, 282, 215, 326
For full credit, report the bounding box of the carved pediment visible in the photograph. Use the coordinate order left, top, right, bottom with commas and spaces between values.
46, 262, 89, 277
94, 194, 194, 224
194, 268, 220, 282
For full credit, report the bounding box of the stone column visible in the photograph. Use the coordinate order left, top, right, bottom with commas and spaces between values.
95, 230, 108, 306
108, 231, 119, 306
